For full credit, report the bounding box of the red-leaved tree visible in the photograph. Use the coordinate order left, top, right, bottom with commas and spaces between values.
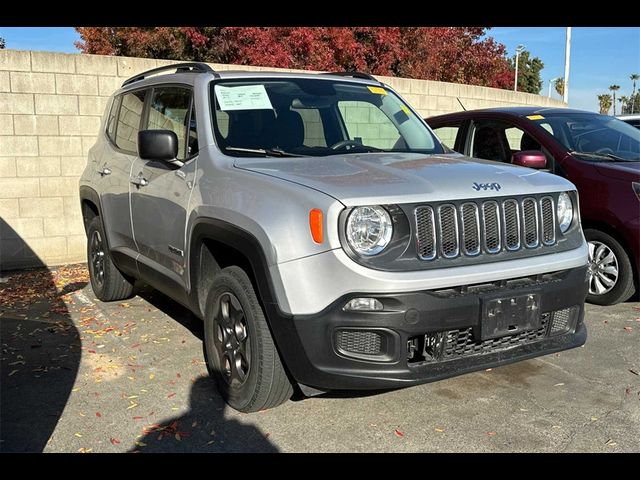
75, 27, 514, 89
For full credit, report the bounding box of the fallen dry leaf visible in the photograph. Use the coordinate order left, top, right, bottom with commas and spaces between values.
486, 431, 497, 436
394, 429, 404, 438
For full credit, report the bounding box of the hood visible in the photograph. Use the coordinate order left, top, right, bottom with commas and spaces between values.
594, 161, 640, 182
234, 152, 576, 206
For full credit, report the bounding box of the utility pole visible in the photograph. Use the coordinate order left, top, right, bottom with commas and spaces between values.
548, 78, 559, 98
514, 44, 525, 92
563, 27, 572, 104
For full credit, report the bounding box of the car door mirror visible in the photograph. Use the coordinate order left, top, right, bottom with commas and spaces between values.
511, 150, 547, 169
138, 130, 183, 167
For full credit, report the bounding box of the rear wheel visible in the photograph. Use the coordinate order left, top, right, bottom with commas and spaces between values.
204, 266, 293, 412
585, 229, 635, 305
87, 216, 134, 302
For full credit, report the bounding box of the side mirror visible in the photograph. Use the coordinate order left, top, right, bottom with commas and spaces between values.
511, 150, 547, 169
138, 130, 181, 165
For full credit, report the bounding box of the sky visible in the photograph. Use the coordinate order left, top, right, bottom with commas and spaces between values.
1, 27, 638, 113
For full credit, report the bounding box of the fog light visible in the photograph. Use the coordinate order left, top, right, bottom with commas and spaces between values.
343, 297, 383, 311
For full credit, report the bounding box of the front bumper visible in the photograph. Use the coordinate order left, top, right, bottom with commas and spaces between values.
269, 265, 588, 391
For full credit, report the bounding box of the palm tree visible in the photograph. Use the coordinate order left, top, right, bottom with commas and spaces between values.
618, 96, 629, 114
555, 78, 564, 97
609, 85, 621, 115
597, 94, 613, 115
630, 74, 639, 113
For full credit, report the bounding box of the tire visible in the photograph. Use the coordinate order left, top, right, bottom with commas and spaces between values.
584, 229, 636, 306
86, 216, 135, 302
203, 266, 293, 412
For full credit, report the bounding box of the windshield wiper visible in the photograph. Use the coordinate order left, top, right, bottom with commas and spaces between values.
225, 147, 302, 157
570, 151, 631, 162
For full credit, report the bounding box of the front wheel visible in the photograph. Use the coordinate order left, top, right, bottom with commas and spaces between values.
203, 266, 293, 412
584, 229, 636, 305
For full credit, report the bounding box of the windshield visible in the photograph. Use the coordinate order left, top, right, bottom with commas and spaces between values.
209, 78, 444, 157
528, 112, 640, 161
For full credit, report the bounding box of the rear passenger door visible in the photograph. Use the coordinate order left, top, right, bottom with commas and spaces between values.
129, 85, 198, 291
100, 90, 146, 260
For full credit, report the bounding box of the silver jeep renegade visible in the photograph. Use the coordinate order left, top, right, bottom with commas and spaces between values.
79, 63, 589, 412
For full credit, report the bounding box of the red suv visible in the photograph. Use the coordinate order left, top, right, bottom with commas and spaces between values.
426, 107, 639, 305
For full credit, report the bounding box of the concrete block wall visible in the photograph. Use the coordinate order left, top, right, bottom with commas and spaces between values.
0, 49, 566, 270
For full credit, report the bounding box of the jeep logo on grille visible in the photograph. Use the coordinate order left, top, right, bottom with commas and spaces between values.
472, 182, 501, 192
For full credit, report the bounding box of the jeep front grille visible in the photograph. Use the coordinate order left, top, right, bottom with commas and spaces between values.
415, 196, 556, 260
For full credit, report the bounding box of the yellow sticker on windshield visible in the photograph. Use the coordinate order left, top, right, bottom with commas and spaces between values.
527, 114, 545, 120
400, 105, 411, 115
368, 86, 387, 95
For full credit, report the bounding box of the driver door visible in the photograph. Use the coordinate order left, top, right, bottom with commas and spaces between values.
130, 86, 198, 291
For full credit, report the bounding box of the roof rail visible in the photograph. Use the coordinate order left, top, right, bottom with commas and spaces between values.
121, 62, 218, 87
321, 71, 379, 82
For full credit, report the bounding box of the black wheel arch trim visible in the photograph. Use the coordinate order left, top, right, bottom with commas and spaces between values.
187, 218, 315, 385
187, 218, 286, 318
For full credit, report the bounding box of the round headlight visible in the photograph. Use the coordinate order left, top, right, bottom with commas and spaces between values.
557, 192, 573, 233
346, 206, 393, 256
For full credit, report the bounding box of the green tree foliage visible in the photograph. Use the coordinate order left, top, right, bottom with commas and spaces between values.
618, 95, 629, 113
554, 78, 564, 97
597, 94, 613, 115
624, 94, 640, 115
510, 50, 544, 94
0, 37, 5, 49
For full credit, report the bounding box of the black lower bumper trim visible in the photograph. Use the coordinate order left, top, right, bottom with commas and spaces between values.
265, 265, 588, 391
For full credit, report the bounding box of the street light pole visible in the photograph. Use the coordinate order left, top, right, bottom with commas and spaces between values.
563, 27, 572, 104
514, 44, 525, 92
548, 77, 559, 98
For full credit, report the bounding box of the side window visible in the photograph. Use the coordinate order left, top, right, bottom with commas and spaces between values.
432, 123, 462, 150
290, 107, 327, 147
469, 120, 540, 163
538, 122, 555, 135
106, 95, 121, 143
146, 86, 192, 160
504, 126, 525, 150
115, 90, 147, 154
216, 111, 229, 139
338, 100, 402, 149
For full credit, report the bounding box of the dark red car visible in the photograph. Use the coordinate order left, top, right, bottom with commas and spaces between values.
426, 107, 640, 305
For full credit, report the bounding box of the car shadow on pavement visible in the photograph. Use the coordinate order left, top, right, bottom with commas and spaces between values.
128, 376, 278, 452
135, 284, 204, 340
0, 223, 84, 452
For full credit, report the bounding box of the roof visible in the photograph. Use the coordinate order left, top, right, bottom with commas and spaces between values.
118, 62, 382, 94
426, 105, 601, 123
456, 106, 594, 116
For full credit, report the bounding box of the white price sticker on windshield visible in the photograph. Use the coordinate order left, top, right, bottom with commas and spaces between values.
214, 84, 274, 111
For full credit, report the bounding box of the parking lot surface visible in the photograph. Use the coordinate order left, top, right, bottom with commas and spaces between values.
1, 264, 638, 452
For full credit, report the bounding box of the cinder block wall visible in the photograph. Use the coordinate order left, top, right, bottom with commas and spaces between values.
0, 49, 566, 270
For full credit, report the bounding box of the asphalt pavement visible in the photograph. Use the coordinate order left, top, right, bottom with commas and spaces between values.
1, 264, 638, 452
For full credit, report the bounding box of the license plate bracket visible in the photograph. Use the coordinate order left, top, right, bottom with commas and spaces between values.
481, 293, 541, 341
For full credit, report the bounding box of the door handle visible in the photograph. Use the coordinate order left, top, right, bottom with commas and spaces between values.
131, 175, 149, 187
97, 167, 111, 176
